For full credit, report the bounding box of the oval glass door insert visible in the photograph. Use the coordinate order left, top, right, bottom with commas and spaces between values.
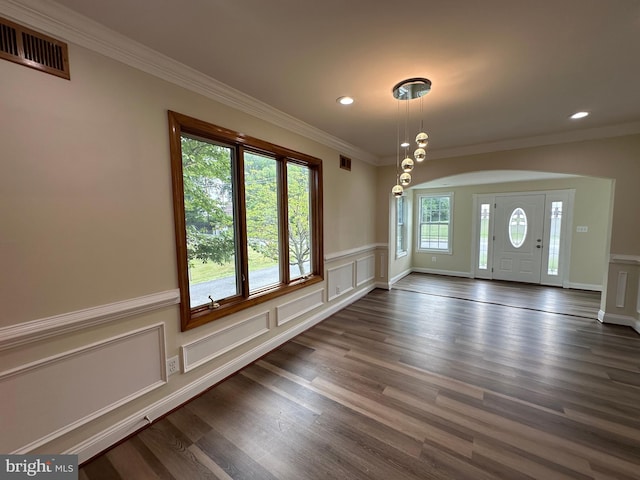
509, 207, 527, 248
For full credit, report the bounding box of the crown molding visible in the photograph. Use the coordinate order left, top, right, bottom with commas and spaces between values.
0, 0, 379, 165
379, 121, 640, 165
425, 122, 640, 161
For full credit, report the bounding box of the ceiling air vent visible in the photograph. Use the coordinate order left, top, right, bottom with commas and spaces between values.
0, 16, 70, 80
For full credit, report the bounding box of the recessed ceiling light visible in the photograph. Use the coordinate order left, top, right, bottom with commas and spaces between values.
400, 142, 410, 148
570, 111, 589, 119
337, 96, 354, 105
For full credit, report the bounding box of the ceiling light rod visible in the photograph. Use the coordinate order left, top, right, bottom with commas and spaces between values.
392, 78, 431, 197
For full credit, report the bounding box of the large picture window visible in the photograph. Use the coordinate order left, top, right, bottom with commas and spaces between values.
417, 193, 453, 252
168, 111, 323, 330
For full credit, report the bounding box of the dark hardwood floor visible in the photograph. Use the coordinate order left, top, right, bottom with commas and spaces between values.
80, 274, 640, 480
392, 274, 601, 319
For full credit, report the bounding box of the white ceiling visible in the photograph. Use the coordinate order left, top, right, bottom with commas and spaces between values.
35, 0, 640, 165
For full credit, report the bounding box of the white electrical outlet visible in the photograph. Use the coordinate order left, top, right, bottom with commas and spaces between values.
336, 286, 341, 295
432, 256, 437, 262
167, 356, 179, 376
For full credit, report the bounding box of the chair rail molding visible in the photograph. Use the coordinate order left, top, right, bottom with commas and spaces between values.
0, 290, 179, 351
610, 254, 640, 265
325, 243, 387, 263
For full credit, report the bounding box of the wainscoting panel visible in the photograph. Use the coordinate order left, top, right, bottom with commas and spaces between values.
0, 323, 166, 454
181, 312, 270, 373
276, 289, 324, 326
356, 255, 375, 287
598, 256, 639, 333
616, 271, 628, 308
379, 252, 387, 279
327, 263, 355, 302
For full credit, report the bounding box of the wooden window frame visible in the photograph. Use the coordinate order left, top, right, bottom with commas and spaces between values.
168, 111, 324, 331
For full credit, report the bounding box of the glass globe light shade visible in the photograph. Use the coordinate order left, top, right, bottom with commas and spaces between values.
392, 184, 404, 197
414, 148, 426, 162
401, 157, 414, 172
400, 172, 412, 186
416, 132, 429, 148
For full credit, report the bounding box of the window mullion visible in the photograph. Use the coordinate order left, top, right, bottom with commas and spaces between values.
236, 145, 250, 298
280, 158, 290, 285
311, 165, 323, 276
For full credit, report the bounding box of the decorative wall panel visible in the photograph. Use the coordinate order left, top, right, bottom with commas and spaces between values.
356, 255, 375, 287
0, 324, 166, 453
276, 289, 324, 326
181, 312, 270, 372
327, 263, 355, 301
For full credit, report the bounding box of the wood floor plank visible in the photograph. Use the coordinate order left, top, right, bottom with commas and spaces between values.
195, 429, 279, 480
187, 445, 234, 480
81, 455, 122, 480
384, 383, 596, 477
137, 420, 217, 480
563, 407, 640, 441
254, 363, 426, 459
435, 393, 640, 477
81, 275, 640, 479
472, 438, 593, 480
165, 405, 213, 444
105, 441, 164, 480
345, 349, 486, 400
126, 436, 177, 480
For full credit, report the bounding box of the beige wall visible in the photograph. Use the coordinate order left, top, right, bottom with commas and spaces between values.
404, 176, 612, 287
0, 44, 379, 456
377, 136, 640, 255
379, 135, 640, 327
0, 45, 377, 326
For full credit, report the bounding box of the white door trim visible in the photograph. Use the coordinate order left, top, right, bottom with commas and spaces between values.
471, 189, 574, 286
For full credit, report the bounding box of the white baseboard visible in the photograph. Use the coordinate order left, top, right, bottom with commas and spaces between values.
68, 285, 375, 464
410, 271, 603, 293
564, 282, 602, 292
411, 268, 472, 278
374, 282, 391, 290
389, 268, 412, 286
598, 310, 640, 334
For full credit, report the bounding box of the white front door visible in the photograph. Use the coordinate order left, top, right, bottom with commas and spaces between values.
492, 194, 545, 283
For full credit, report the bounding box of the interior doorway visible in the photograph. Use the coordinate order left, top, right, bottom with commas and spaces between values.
473, 190, 573, 286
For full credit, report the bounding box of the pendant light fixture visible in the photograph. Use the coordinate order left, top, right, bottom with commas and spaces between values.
391, 77, 431, 197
